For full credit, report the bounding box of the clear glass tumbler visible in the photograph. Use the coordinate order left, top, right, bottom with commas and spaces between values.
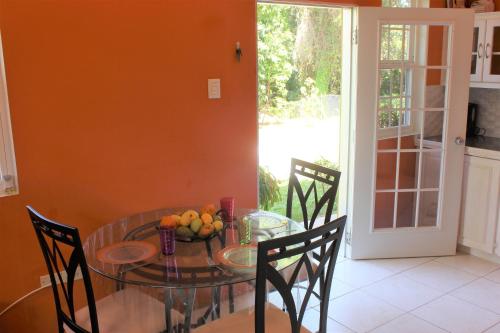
239, 217, 252, 245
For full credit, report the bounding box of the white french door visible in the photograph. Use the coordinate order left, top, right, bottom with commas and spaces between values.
348, 8, 473, 259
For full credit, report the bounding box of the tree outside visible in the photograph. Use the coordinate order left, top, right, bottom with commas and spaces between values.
257, 3, 343, 218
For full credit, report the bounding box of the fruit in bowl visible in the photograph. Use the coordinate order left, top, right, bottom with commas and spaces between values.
160, 215, 180, 229
160, 204, 223, 242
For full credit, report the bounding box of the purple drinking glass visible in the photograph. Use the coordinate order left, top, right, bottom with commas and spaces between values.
220, 197, 235, 223
159, 227, 175, 255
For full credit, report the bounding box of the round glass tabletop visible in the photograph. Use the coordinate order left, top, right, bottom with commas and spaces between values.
83, 208, 305, 289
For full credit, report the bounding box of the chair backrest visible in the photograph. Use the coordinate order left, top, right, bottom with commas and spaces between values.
27, 206, 99, 333
286, 158, 341, 230
255, 215, 346, 333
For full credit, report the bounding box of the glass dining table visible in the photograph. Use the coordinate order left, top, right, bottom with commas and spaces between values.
83, 207, 305, 333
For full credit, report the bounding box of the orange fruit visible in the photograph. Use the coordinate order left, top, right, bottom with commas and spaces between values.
200, 204, 217, 216
201, 213, 213, 225
160, 215, 179, 228
198, 224, 215, 238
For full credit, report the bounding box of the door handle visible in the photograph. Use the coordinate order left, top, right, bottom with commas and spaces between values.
455, 137, 465, 145
478, 43, 483, 59
486, 43, 491, 59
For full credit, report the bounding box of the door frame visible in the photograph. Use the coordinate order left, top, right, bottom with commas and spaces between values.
256, 1, 355, 239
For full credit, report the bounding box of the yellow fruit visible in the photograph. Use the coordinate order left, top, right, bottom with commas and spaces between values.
213, 220, 223, 232
200, 204, 217, 216
190, 218, 203, 233
160, 215, 178, 228
200, 213, 213, 225
198, 224, 215, 238
180, 210, 199, 226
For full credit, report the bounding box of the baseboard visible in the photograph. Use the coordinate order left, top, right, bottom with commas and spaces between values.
458, 244, 500, 265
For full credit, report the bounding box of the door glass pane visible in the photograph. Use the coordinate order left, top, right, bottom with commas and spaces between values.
420, 151, 442, 189
418, 191, 439, 227
376, 152, 397, 190
374, 192, 395, 229
398, 151, 419, 189
380, 24, 411, 61
492, 26, 500, 52
427, 25, 449, 67
472, 26, 479, 75
472, 27, 479, 52
397, 192, 416, 227
426, 69, 447, 108
491, 26, 500, 75
423, 111, 444, 141
374, 22, 449, 230
377, 137, 397, 150
490, 55, 500, 75
377, 110, 400, 128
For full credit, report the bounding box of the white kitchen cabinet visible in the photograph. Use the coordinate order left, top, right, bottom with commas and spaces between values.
471, 19, 486, 82
459, 155, 500, 254
470, 13, 500, 87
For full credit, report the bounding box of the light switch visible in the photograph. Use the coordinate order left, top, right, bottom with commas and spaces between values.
208, 79, 221, 99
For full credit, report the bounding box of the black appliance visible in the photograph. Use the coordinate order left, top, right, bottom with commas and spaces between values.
467, 103, 485, 137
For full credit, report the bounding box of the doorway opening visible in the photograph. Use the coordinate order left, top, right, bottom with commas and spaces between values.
257, 2, 352, 225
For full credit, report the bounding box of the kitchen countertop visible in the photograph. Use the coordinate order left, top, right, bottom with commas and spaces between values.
465, 136, 500, 152
422, 135, 500, 160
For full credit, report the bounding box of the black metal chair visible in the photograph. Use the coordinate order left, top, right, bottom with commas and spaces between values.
286, 158, 341, 231
193, 215, 346, 333
285, 158, 342, 305
27, 206, 175, 333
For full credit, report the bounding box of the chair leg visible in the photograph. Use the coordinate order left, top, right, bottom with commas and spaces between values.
318, 293, 330, 333
228, 284, 235, 313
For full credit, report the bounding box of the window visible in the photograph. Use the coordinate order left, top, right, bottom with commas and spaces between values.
382, 0, 412, 7
378, 24, 414, 132
382, 0, 429, 7
0, 35, 17, 197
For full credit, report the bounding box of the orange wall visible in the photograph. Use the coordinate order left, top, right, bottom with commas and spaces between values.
0, 0, 260, 329
0, 0, 456, 331
0, 1, 366, 331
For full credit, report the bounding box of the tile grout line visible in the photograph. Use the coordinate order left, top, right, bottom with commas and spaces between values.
316, 256, 500, 332
406, 272, 500, 332
321, 257, 440, 332
308, 307, 355, 333
433, 257, 500, 277
328, 256, 498, 332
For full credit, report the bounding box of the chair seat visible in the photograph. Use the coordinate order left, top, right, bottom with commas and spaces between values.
192, 303, 312, 333
65, 288, 183, 333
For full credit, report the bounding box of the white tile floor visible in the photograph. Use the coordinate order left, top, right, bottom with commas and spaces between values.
284, 252, 500, 333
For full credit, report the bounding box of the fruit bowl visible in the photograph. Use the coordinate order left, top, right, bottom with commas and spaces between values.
174, 230, 222, 243
159, 204, 225, 243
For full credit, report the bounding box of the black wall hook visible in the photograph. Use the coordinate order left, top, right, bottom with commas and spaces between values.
236, 41, 243, 62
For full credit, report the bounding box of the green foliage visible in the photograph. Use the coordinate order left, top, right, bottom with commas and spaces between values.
258, 166, 281, 210
258, 4, 297, 117
257, 4, 343, 120
295, 8, 343, 96
382, 0, 411, 7
313, 157, 339, 171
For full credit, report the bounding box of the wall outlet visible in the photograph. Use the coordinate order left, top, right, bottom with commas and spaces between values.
40, 267, 82, 288
208, 78, 221, 99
